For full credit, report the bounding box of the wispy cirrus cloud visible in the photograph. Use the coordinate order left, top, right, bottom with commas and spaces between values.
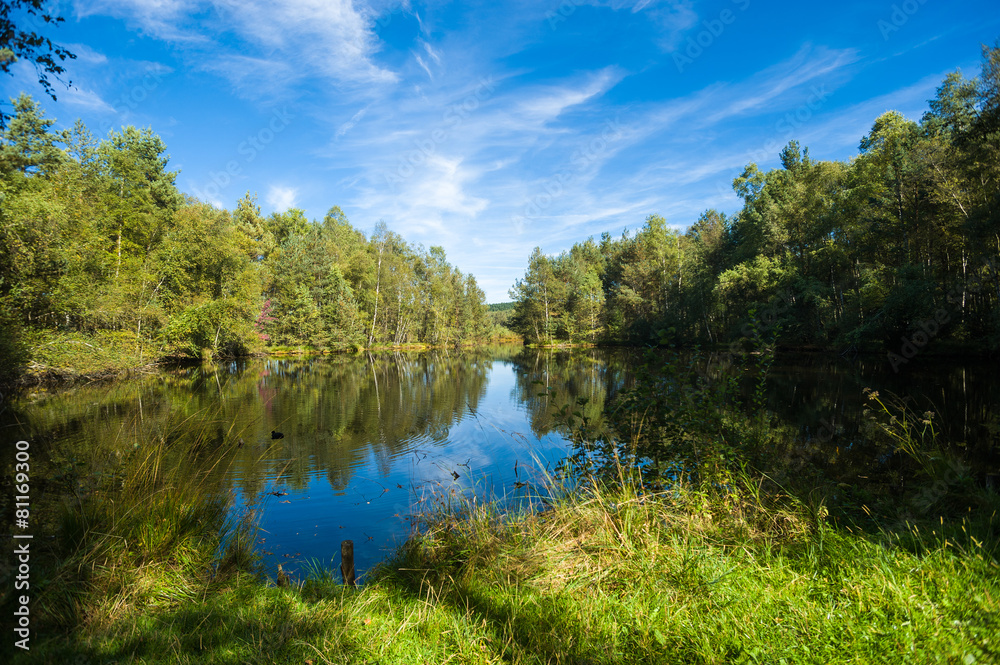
63, 42, 109, 64
704, 45, 860, 123
292, 37, 874, 299
73, 0, 397, 94
6, 58, 114, 114
55, 0, 990, 303
73, 0, 206, 42
514, 68, 623, 124
336, 107, 369, 140
59, 84, 117, 114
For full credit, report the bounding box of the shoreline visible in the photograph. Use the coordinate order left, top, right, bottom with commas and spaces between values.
5, 336, 998, 398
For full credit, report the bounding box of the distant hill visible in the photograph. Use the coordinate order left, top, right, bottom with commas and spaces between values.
487, 302, 516, 312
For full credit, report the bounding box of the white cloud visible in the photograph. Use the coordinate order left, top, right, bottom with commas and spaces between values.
421, 40, 442, 66
74, 0, 397, 93
336, 107, 369, 139
198, 54, 298, 99
638, 0, 700, 51
73, 0, 206, 42
704, 45, 860, 123
64, 43, 109, 64
6, 59, 115, 115
59, 85, 117, 114
266, 185, 299, 212
511, 68, 623, 129
214, 0, 397, 86
415, 54, 434, 80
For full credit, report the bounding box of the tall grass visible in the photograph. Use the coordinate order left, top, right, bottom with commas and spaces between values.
10, 355, 999, 663
19, 448, 997, 664
3, 396, 262, 663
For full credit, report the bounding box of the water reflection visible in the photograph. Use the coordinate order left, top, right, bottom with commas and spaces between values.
3, 347, 996, 581
507, 347, 633, 438
764, 353, 999, 461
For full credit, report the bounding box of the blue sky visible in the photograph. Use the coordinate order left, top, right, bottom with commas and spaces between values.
4, 0, 999, 301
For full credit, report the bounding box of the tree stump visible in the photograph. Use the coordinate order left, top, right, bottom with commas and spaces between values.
276, 564, 289, 588
341, 539, 356, 587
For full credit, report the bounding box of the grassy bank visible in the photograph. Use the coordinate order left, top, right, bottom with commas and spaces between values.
0, 398, 259, 664
14, 469, 998, 664
6, 346, 998, 663
1, 334, 525, 393
9, 329, 159, 386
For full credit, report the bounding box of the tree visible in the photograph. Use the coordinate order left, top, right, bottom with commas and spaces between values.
510, 247, 565, 344
320, 265, 363, 347
367, 220, 388, 346
0, 0, 75, 128
232, 192, 272, 261
563, 239, 605, 341
97, 126, 181, 282
0, 92, 65, 174
459, 274, 488, 341
682, 209, 730, 342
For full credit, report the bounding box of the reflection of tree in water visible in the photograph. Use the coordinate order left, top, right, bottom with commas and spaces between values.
762, 354, 999, 459
0, 352, 492, 503
5, 349, 995, 517
235, 352, 492, 493
509, 347, 632, 438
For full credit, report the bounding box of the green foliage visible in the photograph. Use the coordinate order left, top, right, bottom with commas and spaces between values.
0, 1, 76, 129
0, 93, 66, 173
510, 240, 606, 344
18, 466, 999, 664
509, 42, 1000, 355
0, 392, 262, 641
0, 299, 28, 385
487, 301, 516, 312
0, 100, 498, 385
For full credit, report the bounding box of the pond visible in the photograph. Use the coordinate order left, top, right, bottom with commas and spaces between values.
3, 346, 997, 581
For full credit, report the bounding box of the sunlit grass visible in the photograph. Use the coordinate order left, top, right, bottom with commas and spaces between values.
22, 329, 151, 380
19, 459, 998, 664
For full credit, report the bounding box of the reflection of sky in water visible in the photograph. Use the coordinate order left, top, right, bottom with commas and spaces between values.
229, 349, 999, 584
231, 358, 571, 582
9, 346, 996, 585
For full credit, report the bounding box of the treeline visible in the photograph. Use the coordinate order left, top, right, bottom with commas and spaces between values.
0, 94, 495, 383
510, 42, 1000, 356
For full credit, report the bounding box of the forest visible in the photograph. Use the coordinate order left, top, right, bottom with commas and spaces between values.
509, 44, 1000, 358
1, 7, 998, 661
0, 95, 503, 385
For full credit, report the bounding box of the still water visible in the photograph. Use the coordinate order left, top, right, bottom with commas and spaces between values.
3, 346, 997, 580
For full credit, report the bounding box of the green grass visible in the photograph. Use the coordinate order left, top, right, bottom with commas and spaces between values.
8, 362, 998, 664
1, 400, 260, 664
20, 328, 154, 382
17, 472, 999, 664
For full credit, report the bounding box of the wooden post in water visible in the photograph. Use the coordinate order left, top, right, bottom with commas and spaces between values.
341, 540, 356, 587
